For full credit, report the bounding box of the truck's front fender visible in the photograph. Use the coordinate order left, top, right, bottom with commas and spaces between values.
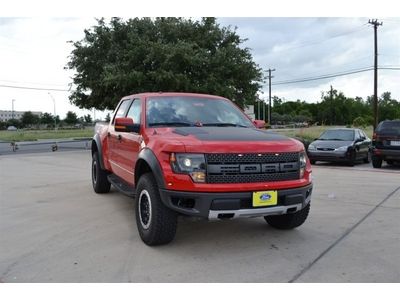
135, 148, 166, 189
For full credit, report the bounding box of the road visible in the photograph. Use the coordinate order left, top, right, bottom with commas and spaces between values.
0, 150, 399, 282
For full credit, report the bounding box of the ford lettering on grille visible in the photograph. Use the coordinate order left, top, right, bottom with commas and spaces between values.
206, 153, 300, 184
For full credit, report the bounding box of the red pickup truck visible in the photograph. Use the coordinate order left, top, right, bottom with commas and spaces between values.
91, 92, 313, 245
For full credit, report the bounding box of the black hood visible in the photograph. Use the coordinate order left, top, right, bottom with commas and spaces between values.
172, 127, 290, 141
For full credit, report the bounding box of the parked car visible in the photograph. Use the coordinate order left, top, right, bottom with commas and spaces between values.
307, 128, 371, 166
7, 126, 17, 131
371, 120, 400, 168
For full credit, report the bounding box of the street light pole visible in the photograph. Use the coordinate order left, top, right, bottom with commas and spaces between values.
11, 99, 15, 120
48, 92, 57, 131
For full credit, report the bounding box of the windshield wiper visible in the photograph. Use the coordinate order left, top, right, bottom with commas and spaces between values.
148, 122, 196, 127
202, 123, 248, 128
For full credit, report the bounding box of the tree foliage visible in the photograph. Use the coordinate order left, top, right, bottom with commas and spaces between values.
67, 17, 263, 110
40, 112, 55, 125
84, 114, 93, 124
21, 111, 40, 127
64, 111, 78, 125
270, 89, 400, 126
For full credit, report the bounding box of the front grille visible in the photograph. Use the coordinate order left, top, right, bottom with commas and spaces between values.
206, 152, 299, 164
205, 152, 300, 184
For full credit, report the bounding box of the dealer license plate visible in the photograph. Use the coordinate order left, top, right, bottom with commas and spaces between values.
390, 140, 400, 146
252, 190, 278, 207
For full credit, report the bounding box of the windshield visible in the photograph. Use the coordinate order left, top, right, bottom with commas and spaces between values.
146, 96, 254, 128
377, 121, 400, 135
318, 129, 355, 141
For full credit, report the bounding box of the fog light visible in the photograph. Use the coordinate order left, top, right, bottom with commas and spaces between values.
190, 171, 206, 183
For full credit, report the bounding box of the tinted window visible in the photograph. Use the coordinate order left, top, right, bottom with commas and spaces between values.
318, 129, 355, 141
113, 100, 132, 124
146, 96, 254, 128
377, 121, 400, 135
126, 99, 141, 124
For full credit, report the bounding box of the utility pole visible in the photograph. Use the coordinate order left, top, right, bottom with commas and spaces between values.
267, 68, 276, 125
369, 19, 383, 130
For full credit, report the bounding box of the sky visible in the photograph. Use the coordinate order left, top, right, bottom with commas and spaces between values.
0, 2, 399, 120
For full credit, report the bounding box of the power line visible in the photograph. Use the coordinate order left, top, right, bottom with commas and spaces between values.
0, 79, 67, 87
0, 84, 70, 92
272, 24, 369, 53
271, 66, 399, 86
272, 67, 374, 85
0, 68, 398, 92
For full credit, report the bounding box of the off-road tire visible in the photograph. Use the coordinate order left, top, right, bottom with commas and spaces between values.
92, 152, 111, 193
264, 203, 310, 230
135, 173, 177, 246
372, 155, 382, 168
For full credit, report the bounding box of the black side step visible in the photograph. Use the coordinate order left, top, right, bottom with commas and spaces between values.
107, 174, 135, 197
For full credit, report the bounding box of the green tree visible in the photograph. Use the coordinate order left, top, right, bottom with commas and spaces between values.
67, 17, 263, 110
64, 111, 78, 125
379, 92, 400, 121
84, 114, 93, 124
105, 113, 111, 122
21, 111, 40, 127
6, 119, 22, 128
40, 112, 55, 125
0, 120, 7, 130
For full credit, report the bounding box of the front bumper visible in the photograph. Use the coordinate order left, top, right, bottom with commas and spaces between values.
158, 184, 313, 220
307, 150, 350, 162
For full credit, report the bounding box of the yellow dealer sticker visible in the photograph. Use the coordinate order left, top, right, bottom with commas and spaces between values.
252, 191, 278, 207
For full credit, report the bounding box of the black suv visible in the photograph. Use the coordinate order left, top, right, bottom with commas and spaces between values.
371, 120, 400, 168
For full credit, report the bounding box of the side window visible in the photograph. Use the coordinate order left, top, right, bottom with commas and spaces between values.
354, 130, 361, 140
126, 99, 142, 124
112, 100, 132, 124
360, 130, 366, 139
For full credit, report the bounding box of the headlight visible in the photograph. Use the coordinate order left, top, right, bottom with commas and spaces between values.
308, 144, 316, 151
170, 153, 206, 183
299, 152, 307, 178
335, 146, 348, 151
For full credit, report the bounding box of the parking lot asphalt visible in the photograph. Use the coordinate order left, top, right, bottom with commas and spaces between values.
0, 150, 399, 282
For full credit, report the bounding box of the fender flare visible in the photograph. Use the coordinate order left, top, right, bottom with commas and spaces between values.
92, 134, 105, 170
135, 148, 166, 189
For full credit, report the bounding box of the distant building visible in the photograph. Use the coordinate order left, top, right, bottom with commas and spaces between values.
0, 110, 42, 122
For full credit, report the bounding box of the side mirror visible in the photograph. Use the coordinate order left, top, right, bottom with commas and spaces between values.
253, 120, 266, 129
114, 117, 140, 133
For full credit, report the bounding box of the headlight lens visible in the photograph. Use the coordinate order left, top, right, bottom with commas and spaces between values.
308, 144, 316, 151
299, 152, 307, 178
170, 153, 206, 183
335, 146, 348, 151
